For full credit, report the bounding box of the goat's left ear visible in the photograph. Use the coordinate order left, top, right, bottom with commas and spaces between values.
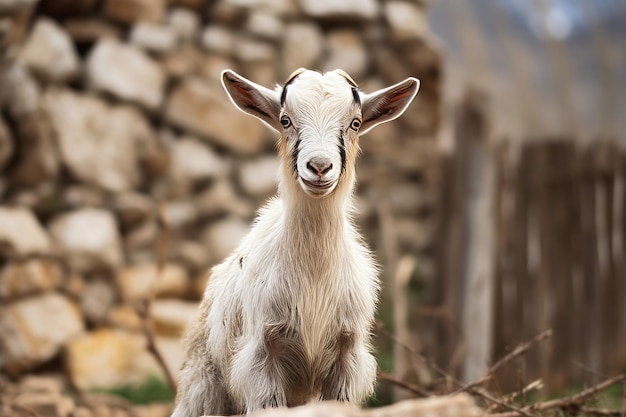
359, 78, 420, 135
222, 69, 282, 131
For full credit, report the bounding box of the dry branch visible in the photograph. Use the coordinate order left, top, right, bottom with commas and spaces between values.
136, 202, 178, 393
489, 374, 626, 417
454, 329, 552, 395
376, 323, 535, 417
377, 372, 431, 398
377, 314, 625, 417
487, 379, 544, 413
489, 330, 552, 375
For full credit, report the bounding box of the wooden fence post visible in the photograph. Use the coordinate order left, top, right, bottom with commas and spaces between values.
453, 89, 497, 383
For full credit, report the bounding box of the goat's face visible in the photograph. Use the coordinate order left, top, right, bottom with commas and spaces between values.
222, 68, 420, 198
279, 70, 360, 197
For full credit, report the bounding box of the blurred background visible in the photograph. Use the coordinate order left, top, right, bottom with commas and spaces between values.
0, 0, 624, 415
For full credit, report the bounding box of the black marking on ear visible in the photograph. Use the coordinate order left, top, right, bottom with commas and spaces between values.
239, 256, 244, 268
351, 87, 361, 106
291, 138, 301, 178
338, 133, 346, 173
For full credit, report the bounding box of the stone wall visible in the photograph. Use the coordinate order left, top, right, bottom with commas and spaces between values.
0, 0, 441, 391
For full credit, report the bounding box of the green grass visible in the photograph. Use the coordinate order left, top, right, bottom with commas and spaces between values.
95, 375, 175, 405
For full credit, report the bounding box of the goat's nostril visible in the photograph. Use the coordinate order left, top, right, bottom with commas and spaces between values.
307, 160, 332, 177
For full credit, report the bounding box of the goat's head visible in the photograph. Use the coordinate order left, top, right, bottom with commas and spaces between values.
222, 68, 419, 198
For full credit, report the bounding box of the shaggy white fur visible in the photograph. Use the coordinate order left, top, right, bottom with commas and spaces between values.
171, 68, 419, 416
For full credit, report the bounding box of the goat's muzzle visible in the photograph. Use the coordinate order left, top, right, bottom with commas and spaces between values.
298, 177, 337, 197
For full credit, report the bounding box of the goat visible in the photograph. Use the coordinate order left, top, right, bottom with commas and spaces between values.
171, 68, 419, 416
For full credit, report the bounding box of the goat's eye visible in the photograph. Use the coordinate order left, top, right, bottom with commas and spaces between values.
350, 118, 361, 131
280, 115, 292, 128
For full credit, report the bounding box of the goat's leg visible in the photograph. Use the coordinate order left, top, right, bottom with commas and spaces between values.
230, 323, 305, 413
320, 331, 377, 404
171, 357, 234, 417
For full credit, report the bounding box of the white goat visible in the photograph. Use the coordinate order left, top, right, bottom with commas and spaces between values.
171, 68, 419, 416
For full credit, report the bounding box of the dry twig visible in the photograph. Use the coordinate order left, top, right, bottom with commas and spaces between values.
377, 319, 625, 417
377, 372, 431, 398
489, 374, 626, 417
453, 329, 553, 395
487, 379, 544, 413
376, 323, 535, 417
137, 202, 177, 393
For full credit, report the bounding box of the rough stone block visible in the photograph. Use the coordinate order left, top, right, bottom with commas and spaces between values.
169, 137, 229, 190
0, 61, 41, 117
245, 11, 284, 40
0, 206, 52, 257
63, 18, 122, 44
166, 7, 199, 42
0, 293, 84, 374
117, 262, 189, 301
150, 299, 198, 337
44, 89, 158, 192
80, 279, 117, 325
103, 0, 165, 24
199, 25, 236, 56
19, 17, 80, 82
201, 217, 249, 264
238, 155, 280, 198
113, 192, 155, 229
195, 180, 254, 219
299, 0, 378, 20
165, 77, 270, 154
0, 259, 63, 299
323, 29, 368, 78
49, 208, 124, 274
384, 1, 427, 41
86, 39, 165, 110
66, 329, 163, 390
280, 23, 323, 77
129, 22, 177, 53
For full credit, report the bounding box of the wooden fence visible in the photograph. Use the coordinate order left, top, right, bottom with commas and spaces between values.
431, 91, 626, 393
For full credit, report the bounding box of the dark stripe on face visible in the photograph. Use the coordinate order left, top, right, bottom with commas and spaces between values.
338, 133, 346, 173
291, 138, 301, 178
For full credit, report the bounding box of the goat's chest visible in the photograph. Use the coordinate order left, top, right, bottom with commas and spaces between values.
281, 263, 369, 359
238, 218, 377, 358
296, 278, 343, 349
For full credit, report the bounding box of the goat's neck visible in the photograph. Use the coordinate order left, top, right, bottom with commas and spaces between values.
278, 176, 356, 252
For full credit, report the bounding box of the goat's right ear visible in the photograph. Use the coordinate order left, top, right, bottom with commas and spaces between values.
359, 77, 420, 135
222, 70, 282, 131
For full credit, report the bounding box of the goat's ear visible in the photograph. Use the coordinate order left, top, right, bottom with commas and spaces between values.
222, 69, 282, 131
359, 77, 420, 135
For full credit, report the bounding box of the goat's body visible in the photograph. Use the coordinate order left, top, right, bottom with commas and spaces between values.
171, 68, 419, 416
172, 193, 378, 416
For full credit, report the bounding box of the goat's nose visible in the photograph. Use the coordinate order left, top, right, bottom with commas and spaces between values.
306, 157, 333, 177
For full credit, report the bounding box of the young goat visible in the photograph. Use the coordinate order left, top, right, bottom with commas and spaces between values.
171, 68, 419, 416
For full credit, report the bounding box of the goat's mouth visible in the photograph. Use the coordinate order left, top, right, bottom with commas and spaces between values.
299, 177, 337, 197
